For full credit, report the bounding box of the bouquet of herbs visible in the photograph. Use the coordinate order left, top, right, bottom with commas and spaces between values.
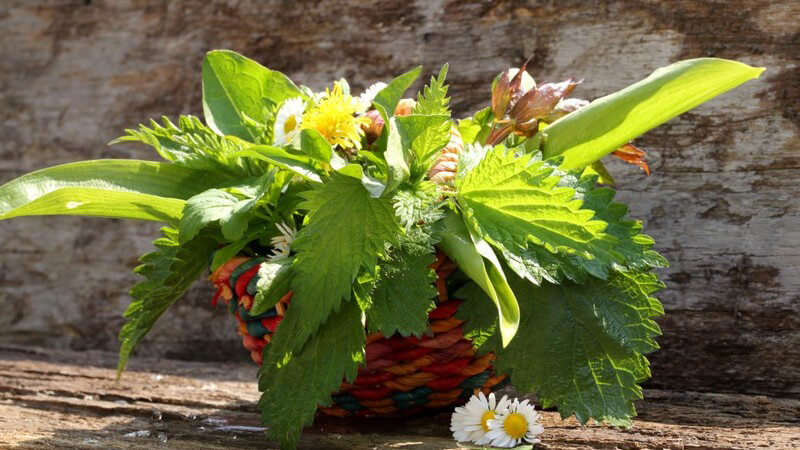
0, 50, 762, 448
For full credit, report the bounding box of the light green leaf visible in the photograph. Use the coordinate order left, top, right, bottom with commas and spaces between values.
413, 64, 450, 116
1, 187, 184, 225
267, 173, 399, 355
251, 257, 294, 315
210, 240, 249, 272
459, 270, 664, 427
179, 189, 239, 242
366, 239, 437, 337
395, 114, 452, 179
118, 228, 217, 375
0, 159, 224, 218
457, 147, 624, 282
232, 146, 322, 182
542, 58, 765, 169
436, 209, 519, 347
260, 299, 365, 449
458, 107, 493, 145
383, 117, 410, 194
202, 50, 304, 140
291, 129, 333, 165
372, 66, 421, 121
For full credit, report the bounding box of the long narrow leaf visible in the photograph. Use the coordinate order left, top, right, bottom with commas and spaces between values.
232, 146, 322, 182
541, 58, 765, 169
0, 159, 223, 217
437, 209, 519, 347
0, 187, 185, 225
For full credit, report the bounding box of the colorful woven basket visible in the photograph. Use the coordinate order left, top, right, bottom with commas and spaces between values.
209, 250, 507, 417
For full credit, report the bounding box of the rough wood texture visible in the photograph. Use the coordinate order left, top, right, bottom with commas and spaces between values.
1, 345, 798, 449
0, 0, 798, 398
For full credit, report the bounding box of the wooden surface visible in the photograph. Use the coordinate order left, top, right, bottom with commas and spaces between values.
0, 0, 799, 399
1, 345, 798, 449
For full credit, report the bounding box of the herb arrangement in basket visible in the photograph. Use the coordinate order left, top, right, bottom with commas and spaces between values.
0, 50, 762, 448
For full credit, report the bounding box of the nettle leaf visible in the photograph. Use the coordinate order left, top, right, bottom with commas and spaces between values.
180, 189, 249, 242
456, 147, 625, 284
395, 114, 452, 180
542, 58, 764, 169
392, 181, 444, 231
366, 238, 437, 337
372, 66, 421, 121
260, 299, 365, 449
202, 50, 305, 140
117, 228, 217, 375
459, 270, 664, 427
413, 64, 451, 116
267, 173, 399, 355
458, 107, 493, 145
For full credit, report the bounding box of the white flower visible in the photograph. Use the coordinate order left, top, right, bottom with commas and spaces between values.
358, 82, 387, 110
273, 97, 305, 146
269, 222, 296, 260
485, 398, 544, 448
450, 392, 511, 445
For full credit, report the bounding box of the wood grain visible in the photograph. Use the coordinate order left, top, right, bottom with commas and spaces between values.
0, 0, 798, 398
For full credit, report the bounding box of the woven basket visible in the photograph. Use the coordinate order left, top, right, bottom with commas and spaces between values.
209, 250, 507, 417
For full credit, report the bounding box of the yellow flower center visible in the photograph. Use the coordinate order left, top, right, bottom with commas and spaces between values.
300, 83, 369, 150
480, 410, 495, 432
284, 115, 297, 134
503, 412, 528, 439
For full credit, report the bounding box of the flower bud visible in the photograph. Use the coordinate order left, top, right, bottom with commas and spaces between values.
361, 109, 384, 141
394, 98, 416, 116
543, 98, 590, 123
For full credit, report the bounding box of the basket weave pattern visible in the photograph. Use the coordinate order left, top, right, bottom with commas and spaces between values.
209, 251, 507, 417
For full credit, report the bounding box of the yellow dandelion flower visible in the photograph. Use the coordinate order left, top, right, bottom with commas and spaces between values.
301, 83, 370, 150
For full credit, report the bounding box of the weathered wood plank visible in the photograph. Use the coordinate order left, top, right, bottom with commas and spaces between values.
0, 0, 798, 397
1, 346, 799, 449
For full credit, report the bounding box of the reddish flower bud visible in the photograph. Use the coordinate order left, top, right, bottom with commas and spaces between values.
361, 109, 384, 141
510, 78, 580, 126
491, 59, 533, 119
543, 98, 590, 123
613, 143, 651, 175
394, 98, 416, 116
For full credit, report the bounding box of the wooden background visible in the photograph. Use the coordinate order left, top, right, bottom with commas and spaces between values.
1, 0, 798, 399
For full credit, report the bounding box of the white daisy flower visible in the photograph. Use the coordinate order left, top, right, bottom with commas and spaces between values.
269, 222, 296, 260
485, 398, 544, 448
273, 97, 305, 146
450, 392, 511, 445
358, 82, 387, 110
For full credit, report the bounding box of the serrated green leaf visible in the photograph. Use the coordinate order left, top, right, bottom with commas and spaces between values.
118, 228, 217, 375
457, 147, 624, 283
202, 50, 305, 140
372, 66, 421, 121
366, 239, 437, 337
395, 114, 452, 180
413, 64, 450, 116
179, 189, 239, 242
542, 58, 764, 169
267, 173, 399, 355
382, 117, 410, 194
437, 209, 519, 347
460, 270, 664, 427
392, 181, 444, 231
260, 299, 365, 449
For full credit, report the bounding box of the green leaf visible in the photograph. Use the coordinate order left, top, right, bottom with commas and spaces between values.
0, 159, 225, 218
382, 118, 410, 194
260, 299, 365, 449
372, 66, 421, 120
460, 270, 664, 426
436, 209, 519, 347
202, 50, 304, 140
456, 147, 624, 282
111, 115, 252, 175
395, 114, 452, 179
210, 240, 249, 272
118, 228, 217, 375
180, 189, 240, 242
542, 58, 765, 169
267, 173, 399, 355
392, 181, 444, 231
366, 239, 437, 337
1, 187, 185, 225
232, 146, 322, 183
292, 129, 333, 165
413, 64, 450, 116
251, 257, 294, 315
458, 107, 492, 145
